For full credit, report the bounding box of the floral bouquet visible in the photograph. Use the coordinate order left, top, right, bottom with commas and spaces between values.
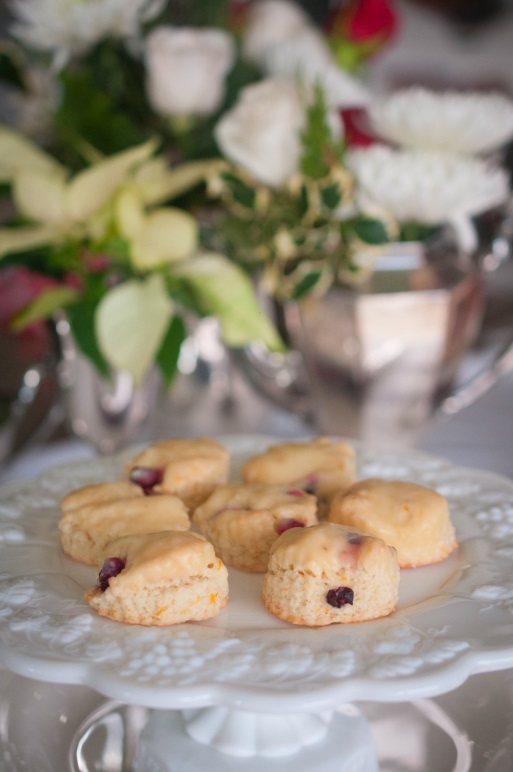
0, 0, 403, 392
0, 130, 282, 384
210, 82, 389, 303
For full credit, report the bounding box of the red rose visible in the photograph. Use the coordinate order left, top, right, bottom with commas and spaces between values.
329, 0, 398, 48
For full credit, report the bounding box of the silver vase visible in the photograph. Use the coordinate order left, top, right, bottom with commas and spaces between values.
291, 239, 484, 447
238, 236, 487, 448
54, 315, 162, 454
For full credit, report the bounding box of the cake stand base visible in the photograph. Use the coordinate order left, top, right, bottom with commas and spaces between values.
69, 703, 379, 772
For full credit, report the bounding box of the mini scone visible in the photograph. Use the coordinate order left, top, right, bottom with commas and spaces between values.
193, 483, 318, 572
125, 438, 230, 510
262, 522, 399, 626
59, 494, 190, 565
61, 481, 143, 515
328, 478, 458, 568
85, 531, 229, 626
241, 438, 356, 514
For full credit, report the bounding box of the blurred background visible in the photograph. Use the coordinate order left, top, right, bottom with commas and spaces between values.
0, 0, 512, 468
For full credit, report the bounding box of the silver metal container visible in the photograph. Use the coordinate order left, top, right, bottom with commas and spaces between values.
291, 240, 484, 447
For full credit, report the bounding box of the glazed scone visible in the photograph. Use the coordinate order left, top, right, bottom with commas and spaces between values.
59, 494, 190, 565
85, 531, 229, 626
328, 478, 458, 568
125, 438, 230, 510
61, 481, 143, 514
193, 483, 318, 572
241, 438, 356, 515
262, 522, 399, 626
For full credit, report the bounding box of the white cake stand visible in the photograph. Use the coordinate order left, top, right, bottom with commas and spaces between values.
1, 435, 513, 771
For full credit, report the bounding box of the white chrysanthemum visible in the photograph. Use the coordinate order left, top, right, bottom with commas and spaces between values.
370, 87, 513, 155
10, 0, 166, 68
347, 145, 510, 225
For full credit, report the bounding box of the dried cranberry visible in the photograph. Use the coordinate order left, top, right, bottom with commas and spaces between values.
303, 474, 318, 495
348, 533, 362, 545
98, 556, 126, 592
129, 466, 163, 494
275, 519, 305, 535
286, 489, 305, 497
326, 586, 354, 607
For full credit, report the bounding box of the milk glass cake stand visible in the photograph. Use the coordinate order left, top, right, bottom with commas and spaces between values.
1, 434, 513, 772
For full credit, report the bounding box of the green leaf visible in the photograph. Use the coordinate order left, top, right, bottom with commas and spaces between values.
156, 314, 187, 388
300, 84, 332, 180
352, 218, 389, 245
221, 171, 257, 210
67, 301, 110, 377
175, 252, 284, 351
55, 68, 146, 160
320, 182, 342, 211
96, 274, 172, 382
12, 286, 78, 331
291, 271, 323, 300
0, 43, 27, 91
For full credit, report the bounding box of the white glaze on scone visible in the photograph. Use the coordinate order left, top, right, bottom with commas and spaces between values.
262, 522, 399, 626
86, 531, 228, 626
193, 482, 318, 572
59, 494, 190, 565
61, 481, 143, 514
241, 438, 356, 513
126, 438, 229, 509
328, 478, 458, 568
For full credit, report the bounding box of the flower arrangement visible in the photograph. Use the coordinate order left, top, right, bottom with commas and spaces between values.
0, 0, 400, 387
210, 82, 389, 302
0, 130, 282, 382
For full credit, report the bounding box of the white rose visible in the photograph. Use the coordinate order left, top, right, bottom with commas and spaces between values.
215, 78, 306, 188
243, 0, 312, 64
145, 26, 235, 118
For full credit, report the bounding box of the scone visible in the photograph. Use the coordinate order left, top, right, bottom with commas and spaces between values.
241, 438, 356, 515
59, 493, 190, 565
85, 531, 229, 626
193, 483, 318, 572
262, 522, 399, 626
125, 438, 230, 509
328, 478, 458, 568
61, 481, 143, 514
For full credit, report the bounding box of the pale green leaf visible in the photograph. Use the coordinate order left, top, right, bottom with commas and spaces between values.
0, 225, 58, 257
67, 138, 158, 223
136, 158, 227, 206
130, 208, 198, 270
0, 125, 65, 182
12, 286, 78, 330
115, 187, 146, 241
13, 169, 68, 225
95, 274, 172, 382
176, 252, 284, 351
